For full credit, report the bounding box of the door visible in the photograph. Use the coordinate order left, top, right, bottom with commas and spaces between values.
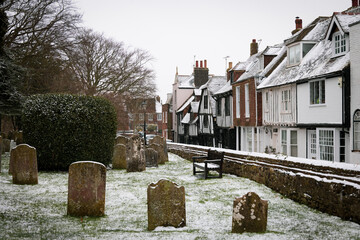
308, 130, 317, 159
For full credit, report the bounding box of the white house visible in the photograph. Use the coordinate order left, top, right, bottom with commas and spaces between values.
350, 20, 360, 164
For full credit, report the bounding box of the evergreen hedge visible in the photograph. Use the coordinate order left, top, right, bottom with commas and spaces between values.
22, 94, 117, 171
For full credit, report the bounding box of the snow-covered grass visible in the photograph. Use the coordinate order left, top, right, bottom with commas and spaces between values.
1, 153, 359, 240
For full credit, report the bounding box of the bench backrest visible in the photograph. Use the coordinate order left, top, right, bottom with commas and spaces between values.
207, 149, 224, 165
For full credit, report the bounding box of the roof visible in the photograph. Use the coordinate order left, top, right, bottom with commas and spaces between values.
191, 102, 199, 114
165, 93, 172, 105
214, 80, 232, 96
175, 75, 195, 89
199, 75, 227, 94
177, 95, 194, 113
325, 13, 360, 40
181, 113, 190, 124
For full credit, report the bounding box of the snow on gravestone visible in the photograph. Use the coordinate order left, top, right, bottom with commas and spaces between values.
145, 147, 158, 167
126, 135, 146, 172
232, 192, 268, 233
112, 144, 127, 169
67, 161, 106, 217
147, 179, 186, 231
10, 144, 38, 185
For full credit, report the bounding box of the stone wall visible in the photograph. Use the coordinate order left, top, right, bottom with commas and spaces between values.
168, 143, 360, 224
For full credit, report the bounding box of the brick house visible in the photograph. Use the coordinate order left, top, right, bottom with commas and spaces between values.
162, 93, 173, 141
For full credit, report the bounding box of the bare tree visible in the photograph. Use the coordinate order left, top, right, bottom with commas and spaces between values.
66, 29, 156, 97
3, 0, 82, 95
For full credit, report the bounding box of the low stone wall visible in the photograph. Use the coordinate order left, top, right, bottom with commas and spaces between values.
168, 143, 360, 224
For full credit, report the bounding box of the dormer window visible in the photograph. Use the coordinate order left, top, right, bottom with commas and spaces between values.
333, 32, 347, 56
287, 42, 316, 66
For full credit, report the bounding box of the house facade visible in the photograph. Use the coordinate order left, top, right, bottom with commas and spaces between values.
162, 93, 173, 141
350, 19, 360, 164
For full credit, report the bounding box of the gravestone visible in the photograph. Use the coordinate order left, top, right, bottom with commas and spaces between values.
232, 192, 268, 233
149, 143, 167, 164
9, 140, 16, 152
115, 135, 128, 145
67, 161, 106, 217
147, 179, 186, 230
149, 136, 168, 163
145, 147, 158, 167
112, 144, 127, 169
11, 144, 38, 185
126, 135, 146, 172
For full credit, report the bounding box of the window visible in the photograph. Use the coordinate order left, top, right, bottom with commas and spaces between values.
290, 130, 298, 157
246, 128, 252, 152
230, 71, 234, 83
217, 99, 222, 116
288, 44, 301, 65
203, 115, 209, 128
334, 32, 346, 55
165, 112, 167, 123
281, 130, 287, 155
265, 91, 269, 112
225, 96, 230, 116
236, 86, 240, 118
319, 129, 334, 161
204, 95, 208, 109
157, 113, 162, 121
354, 110, 360, 150
148, 113, 153, 121
310, 80, 325, 105
139, 113, 144, 121
245, 84, 250, 118
281, 89, 291, 112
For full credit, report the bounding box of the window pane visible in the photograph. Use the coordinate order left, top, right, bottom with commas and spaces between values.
319, 130, 334, 161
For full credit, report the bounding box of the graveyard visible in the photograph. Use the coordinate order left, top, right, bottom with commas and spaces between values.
1, 151, 359, 239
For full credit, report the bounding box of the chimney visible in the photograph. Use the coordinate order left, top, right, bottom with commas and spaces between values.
229, 62, 233, 69
196, 60, 199, 68
194, 59, 209, 88
250, 39, 258, 56
352, 0, 359, 7
292, 17, 303, 35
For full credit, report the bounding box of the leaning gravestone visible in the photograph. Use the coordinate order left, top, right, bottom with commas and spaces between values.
147, 179, 186, 230
126, 135, 146, 172
115, 135, 129, 145
67, 161, 106, 217
112, 144, 127, 169
145, 147, 158, 167
149, 143, 167, 164
232, 192, 268, 233
11, 144, 38, 185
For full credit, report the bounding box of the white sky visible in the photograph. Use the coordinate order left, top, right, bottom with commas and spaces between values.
74, 0, 351, 102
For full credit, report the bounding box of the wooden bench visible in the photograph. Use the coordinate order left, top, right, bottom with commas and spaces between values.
192, 149, 224, 179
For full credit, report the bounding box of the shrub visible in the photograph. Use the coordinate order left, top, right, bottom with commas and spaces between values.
22, 94, 117, 171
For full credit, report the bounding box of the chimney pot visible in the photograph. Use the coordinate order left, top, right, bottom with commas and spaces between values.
200, 61, 203, 68
252, 39, 256, 43
196, 61, 199, 68
295, 17, 302, 29
250, 39, 258, 56
204, 59, 207, 68
229, 62, 233, 69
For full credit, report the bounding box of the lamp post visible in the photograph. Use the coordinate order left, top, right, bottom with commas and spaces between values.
142, 100, 147, 145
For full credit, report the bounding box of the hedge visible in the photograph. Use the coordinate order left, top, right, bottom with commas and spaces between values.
22, 94, 117, 171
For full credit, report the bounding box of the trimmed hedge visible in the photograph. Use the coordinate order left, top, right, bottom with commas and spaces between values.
22, 94, 117, 171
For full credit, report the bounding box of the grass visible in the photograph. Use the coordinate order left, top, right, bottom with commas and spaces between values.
1, 152, 359, 240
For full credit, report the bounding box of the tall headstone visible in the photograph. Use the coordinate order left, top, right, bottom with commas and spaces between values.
126, 135, 146, 172
115, 135, 128, 145
67, 161, 106, 217
11, 144, 38, 185
147, 179, 186, 230
145, 147, 158, 167
232, 192, 268, 233
112, 144, 127, 169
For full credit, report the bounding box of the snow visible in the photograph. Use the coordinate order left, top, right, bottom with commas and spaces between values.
190, 102, 199, 113
336, 14, 360, 33
180, 113, 190, 124
1, 153, 360, 239
214, 80, 232, 96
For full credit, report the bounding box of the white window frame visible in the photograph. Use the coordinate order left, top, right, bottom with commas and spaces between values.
288, 43, 301, 66
245, 84, 250, 118
333, 32, 347, 57
317, 128, 335, 161
281, 89, 291, 113
353, 110, 360, 151
264, 91, 269, 113
236, 86, 240, 118
281, 129, 298, 157
157, 113, 162, 121
310, 79, 325, 105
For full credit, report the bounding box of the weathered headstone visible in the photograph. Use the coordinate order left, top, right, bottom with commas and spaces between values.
149, 143, 167, 164
67, 161, 106, 217
147, 179, 186, 230
149, 136, 168, 163
145, 147, 158, 167
112, 144, 127, 169
232, 192, 268, 233
11, 144, 38, 185
115, 135, 128, 145
126, 135, 146, 172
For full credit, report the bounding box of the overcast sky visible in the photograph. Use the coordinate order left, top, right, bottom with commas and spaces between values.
74, 0, 351, 102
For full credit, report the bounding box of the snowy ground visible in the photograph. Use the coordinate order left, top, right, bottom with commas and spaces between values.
1, 153, 359, 240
